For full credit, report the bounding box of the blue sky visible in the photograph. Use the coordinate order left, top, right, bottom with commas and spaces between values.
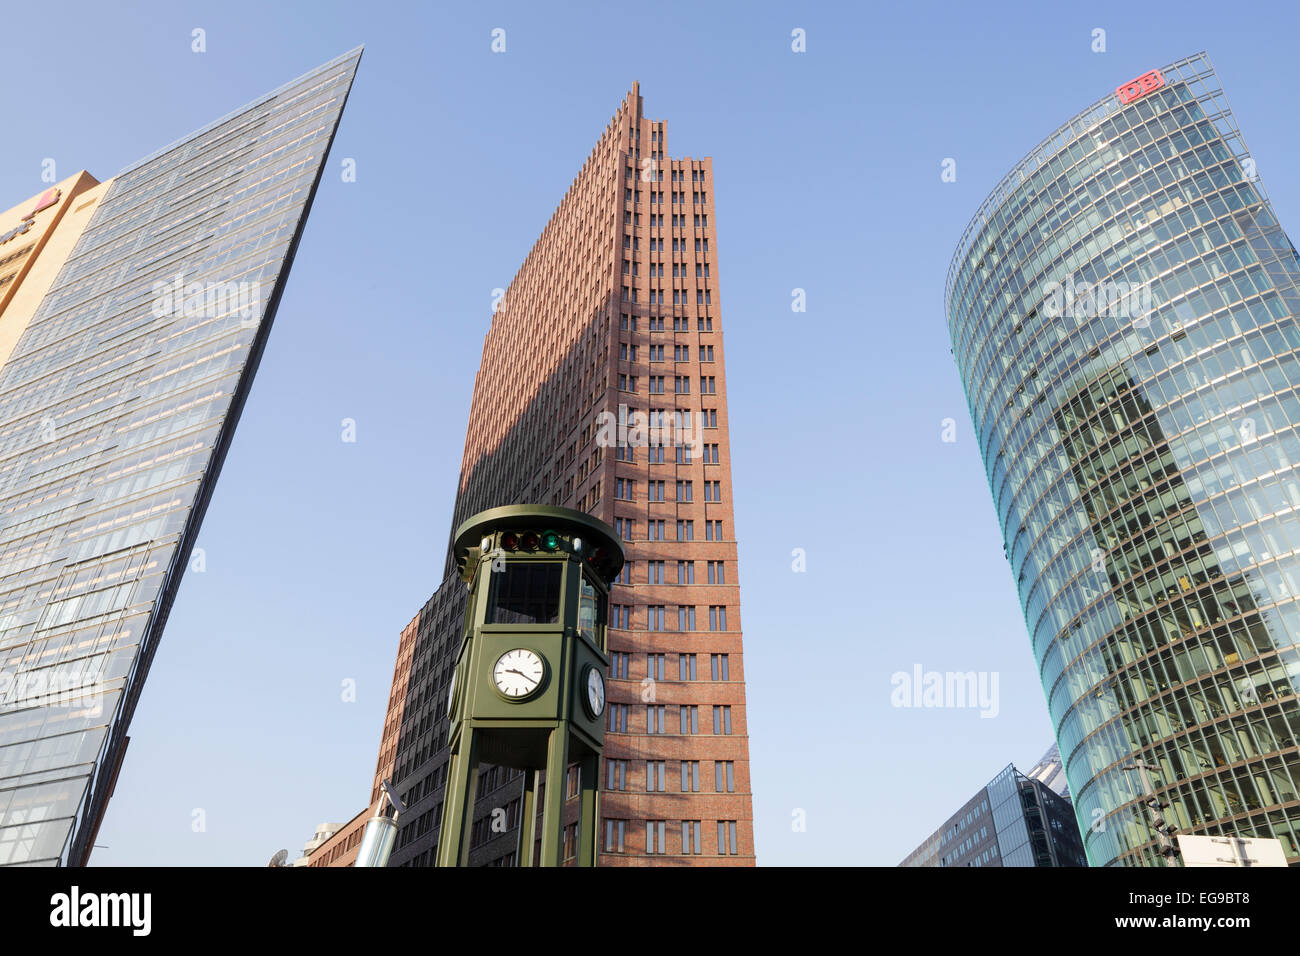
5, 0, 1300, 866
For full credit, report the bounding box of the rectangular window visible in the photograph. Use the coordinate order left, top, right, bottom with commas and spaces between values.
608, 704, 628, 733
707, 561, 725, 585
648, 519, 665, 541
680, 761, 700, 792
678, 560, 695, 584
718, 821, 738, 855
713, 705, 732, 735
679, 653, 697, 681
677, 520, 694, 541
611, 651, 629, 678
715, 761, 735, 792
487, 563, 561, 625
605, 816, 626, 858
681, 820, 702, 854
646, 760, 666, 792
647, 705, 666, 734
679, 704, 698, 735
709, 606, 727, 631
646, 820, 666, 855
647, 605, 665, 630
648, 560, 664, 584
648, 480, 665, 502
677, 605, 696, 631
676, 480, 693, 502
711, 653, 730, 681
647, 653, 665, 681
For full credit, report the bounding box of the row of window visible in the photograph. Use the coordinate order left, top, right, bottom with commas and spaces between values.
614, 604, 729, 630
609, 518, 725, 547
621, 236, 709, 254
617, 343, 715, 361
606, 758, 737, 793
609, 651, 731, 681
605, 819, 740, 856
613, 479, 723, 502
621, 189, 708, 206
620, 313, 715, 332
607, 704, 734, 735
622, 286, 714, 305
612, 440, 721, 465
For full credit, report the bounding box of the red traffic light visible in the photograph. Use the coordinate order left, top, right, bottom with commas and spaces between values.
501, 532, 519, 551
521, 531, 540, 551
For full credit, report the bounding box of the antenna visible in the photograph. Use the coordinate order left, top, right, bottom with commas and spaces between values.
267, 848, 289, 867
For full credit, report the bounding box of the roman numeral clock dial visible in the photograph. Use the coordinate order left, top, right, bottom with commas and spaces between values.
493, 648, 545, 699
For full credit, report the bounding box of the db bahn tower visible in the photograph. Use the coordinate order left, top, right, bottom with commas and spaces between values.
437, 506, 624, 867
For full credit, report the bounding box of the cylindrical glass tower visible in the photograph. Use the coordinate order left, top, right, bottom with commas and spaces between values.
948, 52, 1300, 866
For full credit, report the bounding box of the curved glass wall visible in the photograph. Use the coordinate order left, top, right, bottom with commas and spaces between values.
947, 52, 1300, 866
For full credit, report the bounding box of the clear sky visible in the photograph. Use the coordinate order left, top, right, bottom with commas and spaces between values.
4, 0, 1300, 866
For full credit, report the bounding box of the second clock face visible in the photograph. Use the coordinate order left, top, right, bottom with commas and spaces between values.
493, 648, 545, 699
585, 666, 606, 718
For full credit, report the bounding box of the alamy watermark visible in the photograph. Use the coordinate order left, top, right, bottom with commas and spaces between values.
150, 272, 261, 326
594, 404, 702, 456
0, 664, 104, 716
890, 664, 999, 718
1042, 273, 1154, 328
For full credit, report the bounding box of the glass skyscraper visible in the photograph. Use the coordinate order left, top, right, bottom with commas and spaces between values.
0, 49, 360, 865
948, 53, 1300, 866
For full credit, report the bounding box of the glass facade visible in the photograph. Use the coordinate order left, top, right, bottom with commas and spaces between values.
0, 49, 360, 865
948, 52, 1300, 866
899, 762, 1085, 868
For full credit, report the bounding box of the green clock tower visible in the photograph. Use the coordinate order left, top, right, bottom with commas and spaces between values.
436, 505, 624, 867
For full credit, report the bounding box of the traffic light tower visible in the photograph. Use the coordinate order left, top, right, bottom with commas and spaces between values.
436, 505, 624, 867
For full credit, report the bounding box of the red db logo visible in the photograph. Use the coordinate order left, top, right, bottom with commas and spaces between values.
1117, 69, 1165, 105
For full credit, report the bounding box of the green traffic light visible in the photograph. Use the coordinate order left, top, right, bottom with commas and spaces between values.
541, 530, 560, 551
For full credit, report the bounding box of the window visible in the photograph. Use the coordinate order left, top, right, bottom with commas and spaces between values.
674, 375, 690, 394
676, 480, 693, 502
715, 761, 735, 792
648, 480, 665, 502
677, 520, 694, 541
697, 316, 712, 331
608, 704, 628, 733
704, 443, 720, 463
646, 760, 666, 792
718, 821, 738, 855
680, 761, 700, 792
705, 520, 723, 541
702, 375, 716, 393
648, 560, 665, 584
487, 563, 561, 625
611, 651, 629, 678
649, 376, 664, 393
647, 605, 665, 630
713, 705, 732, 735
711, 653, 730, 681
614, 562, 633, 586
562, 823, 578, 861
702, 409, 717, 427
702, 345, 714, 361
678, 560, 695, 584
674, 345, 690, 361
648, 519, 665, 541
707, 561, 725, 585
614, 517, 631, 540
647, 705, 666, 734
704, 480, 721, 502
681, 820, 702, 854
566, 765, 581, 799
646, 821, 666, 855
709, 606, 727, 631
679, 705, 698, 734
647, 444, 664, 464
677, 605, 696, 631
616, 478, 635, 500
647, 653, 665, 680
611, 605, 630, 629
605, 819, 626, 853
679, 653, 697, 681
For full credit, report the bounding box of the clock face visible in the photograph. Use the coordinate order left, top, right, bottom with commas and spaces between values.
585, 665, 605, 718
493, 648, 545, 699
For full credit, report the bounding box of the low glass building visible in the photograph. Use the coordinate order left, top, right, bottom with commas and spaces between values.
948, 53, 1300, 866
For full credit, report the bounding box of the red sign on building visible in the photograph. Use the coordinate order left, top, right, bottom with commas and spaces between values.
1117, 69, 1165, 105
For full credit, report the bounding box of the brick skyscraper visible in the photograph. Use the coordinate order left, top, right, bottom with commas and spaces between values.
386, 84, 754, 866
